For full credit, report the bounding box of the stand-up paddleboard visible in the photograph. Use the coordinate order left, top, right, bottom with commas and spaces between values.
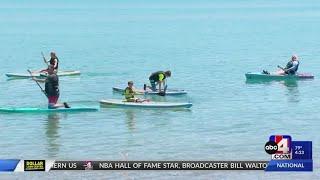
245, 72, 314, 81
40, 70, 81, 77
100, 99, 192, 108
5, 73, 41, 78
5, 70, 81, 78
0, 107, 98, 113
112, 87, 187, 96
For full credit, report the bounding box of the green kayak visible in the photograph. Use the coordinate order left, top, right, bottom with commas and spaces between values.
245, 72, 314, 80
0, 107, 98, 113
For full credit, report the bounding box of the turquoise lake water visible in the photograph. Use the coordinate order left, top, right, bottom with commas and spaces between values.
0, 0, 319, 179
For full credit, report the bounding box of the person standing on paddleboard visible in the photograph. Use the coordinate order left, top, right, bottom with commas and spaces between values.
124, 81, 149, 103
277, 55, 299, 75
40, 52, 59, 73
148, 70, 171, 93
32, 65, 70, 109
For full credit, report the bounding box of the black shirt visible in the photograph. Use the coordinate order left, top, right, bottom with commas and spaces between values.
45, 74, 59, 96
149, 71, 165, 81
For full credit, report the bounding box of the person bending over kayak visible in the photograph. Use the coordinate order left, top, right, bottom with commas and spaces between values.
276, 55, 300, 75
124, 81, 149, 103
148, 70, 171, 93
32, 65, 70, 109
40, 52, 59, 73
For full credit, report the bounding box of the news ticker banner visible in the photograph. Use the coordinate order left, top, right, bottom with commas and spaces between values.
0, 135, 313, 172
0, 160, 269, 171
0, 159, 312, 172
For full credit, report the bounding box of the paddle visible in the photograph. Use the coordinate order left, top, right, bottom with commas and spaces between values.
27, 69, 47, 97
158, 80, 167, 96
277, 65, 285, 71
41, 52, 48, 65
160, 85, 167, 96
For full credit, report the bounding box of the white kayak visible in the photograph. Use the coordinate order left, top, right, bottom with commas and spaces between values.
5, 70, 81, 78
100, 99, 192, 108
112, 87, 187, 96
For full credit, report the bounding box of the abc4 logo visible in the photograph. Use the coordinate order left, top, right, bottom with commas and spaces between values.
265, 135, 292, 159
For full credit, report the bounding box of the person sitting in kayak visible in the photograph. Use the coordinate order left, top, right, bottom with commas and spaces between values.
148, 70, 171, 93
277, 55, 300, 75
40, 52, 59, 73
32, 65, 70, 109
124, 81, 149, 103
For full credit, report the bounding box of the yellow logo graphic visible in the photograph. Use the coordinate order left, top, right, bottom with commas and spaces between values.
24, 160, 45, 171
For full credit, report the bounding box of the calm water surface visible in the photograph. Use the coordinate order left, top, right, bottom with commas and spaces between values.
0, 0, 319, 179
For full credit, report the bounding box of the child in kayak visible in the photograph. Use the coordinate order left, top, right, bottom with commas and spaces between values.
148, 70, 171, 93
124, 81, 149, 103
32, 65, 70, 109
276, 55, 300, 75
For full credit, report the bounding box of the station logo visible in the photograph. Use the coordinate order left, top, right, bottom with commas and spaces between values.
265, 135, 292, 160
264, 135, 313, 171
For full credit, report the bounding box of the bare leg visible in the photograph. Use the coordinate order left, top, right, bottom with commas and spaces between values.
135, 98, 150, 103
276, 69, 286, 75
144, 86, 153, 92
